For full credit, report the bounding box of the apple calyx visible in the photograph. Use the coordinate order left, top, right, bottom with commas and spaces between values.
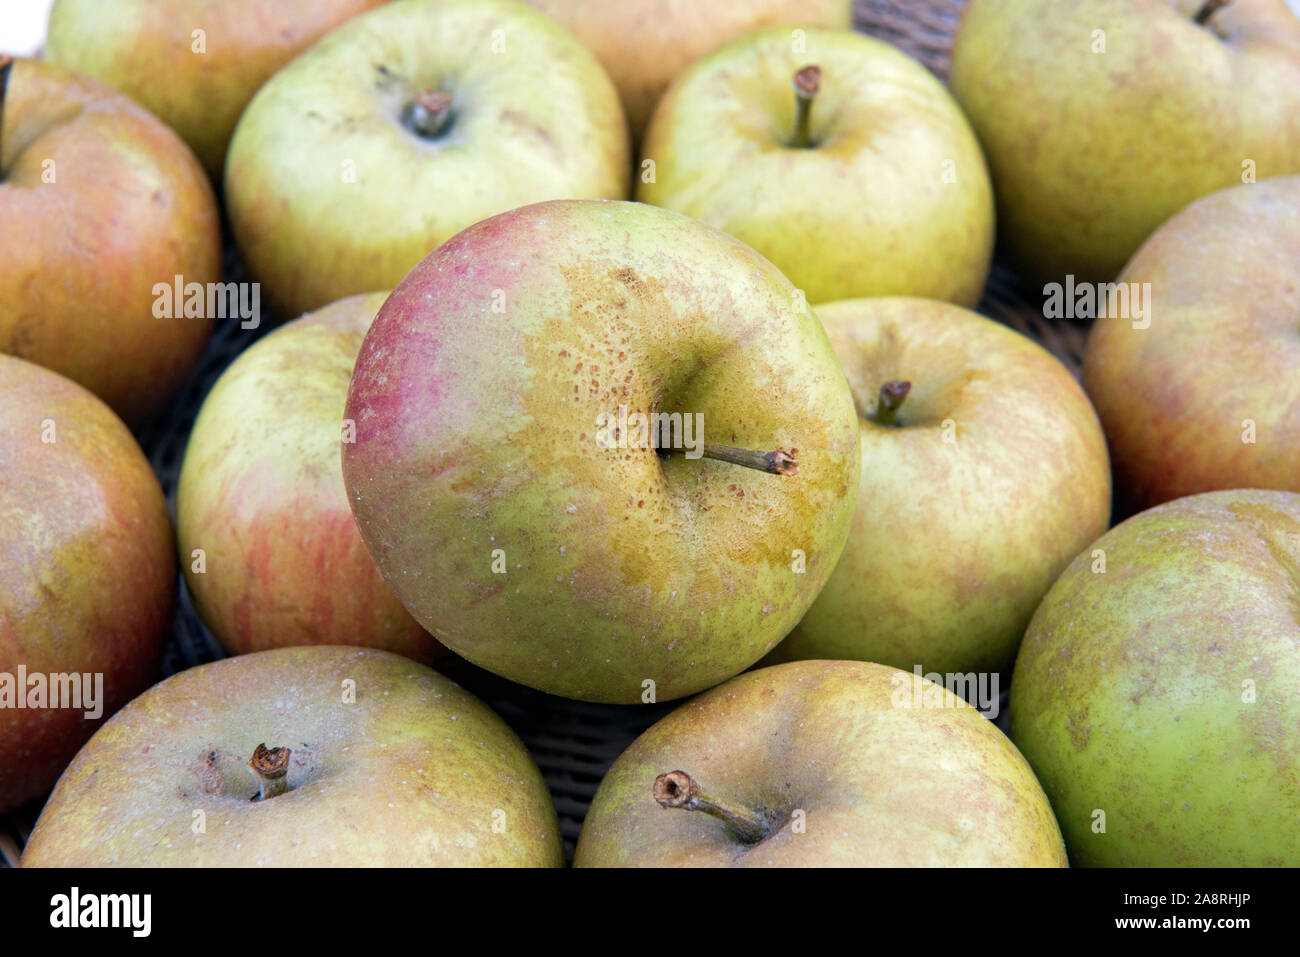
249, 743, 292, 801
403, 88, 454, 140
871, 380, 912, 427
653, 770, 776, 845
791, 65, 821, 149
1194, 0, 1231, 25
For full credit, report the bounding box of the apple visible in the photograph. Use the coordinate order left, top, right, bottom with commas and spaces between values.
949, 0, 1300, 283
637, 26, 994, 307
574, 659, 1067, 866
768, 298, 1111, 677
0, 56, 221, 425
176, 292, 444, 664
342, 199, 861, 703
225, 0, 631, 319
20, 646, 564, 866
45, 0, 387, 180
0, 356, 175, 813
523, 0, 851, 141
1009, 489, 1300, 866
1083, 175, 1300, 512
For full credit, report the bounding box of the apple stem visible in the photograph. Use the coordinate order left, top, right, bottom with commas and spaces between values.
699, 444, 798, 476
403, 88, 454, 139
653, 771, 774, 845
872, 380, 912, 427
791, 65, 821, 149
249, 743, 292, 801
1194, 0, 1231, 25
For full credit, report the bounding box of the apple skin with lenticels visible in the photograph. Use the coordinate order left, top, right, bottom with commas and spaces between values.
176, 292, 444, 663
342, 199, 860, 703
574, 660, 1067, 867
0, 57, 221, 424
0, 356, 174, 813
20, 647, 564, 866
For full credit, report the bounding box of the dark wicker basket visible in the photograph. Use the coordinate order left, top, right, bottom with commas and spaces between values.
0, 0, 1079, 867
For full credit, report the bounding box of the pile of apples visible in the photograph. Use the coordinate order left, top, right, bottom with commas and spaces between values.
2, 0, 1298, 868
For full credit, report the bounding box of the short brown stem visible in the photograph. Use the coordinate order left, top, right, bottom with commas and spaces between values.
1194, 0, 1230, 25
700, 444, 798, 475
872, 380, 911, 427
791, 65, 820, 149
653, 771, 773, 845
403, 88, 454, 139
250, 743, 291, 801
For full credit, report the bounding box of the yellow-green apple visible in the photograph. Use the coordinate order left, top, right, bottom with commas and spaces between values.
177, 293, 443, 663
1083, 175, 1300, 512
950, 0, 1300, 283
1009, 489, 1300, 866
637, 27, 994, 306
226, 0, 630, 319
45, 0, 387, 180
20, 646, 563, 866
0, 356, 174, 813
523, 0, 851, 141
0, 56, 221, 424
342, 199, 861, 703
574, 659, 1067, 866
770, 298, 1111, 677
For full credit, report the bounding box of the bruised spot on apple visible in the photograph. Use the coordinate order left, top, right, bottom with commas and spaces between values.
0, 357, 174, 813
342, 200, 861, 703
226, 0, 632, 319
575, 660, 1067, 867
1083, 175, 1300, 511
177, 293, 443, 664
1010, 489, 1300, 866
20, 647, 564, 867
0, 57, 221, 424
770, 298, 1112, 677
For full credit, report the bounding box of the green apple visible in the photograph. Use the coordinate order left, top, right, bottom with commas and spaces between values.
637, 26, 994, 306
45, 0, 387, 180
342, 199, 860, 703
523, 0, 851, 141
0, 356, 175, 813
0, 56, 221, 424
177, 292, 444, 663
226, 0, 630, 319
1083, 175, 1300, 511
771, 298, 1111, 676
1010, 489, 1300, 866
21, 646, 564, 866
949, 0, 1300, 283
575, 660, 1067, 866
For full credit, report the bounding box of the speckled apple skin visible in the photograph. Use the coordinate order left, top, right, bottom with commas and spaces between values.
575, 659, 1067, 866
1010, 490, 1300, 867
342, 200, 861, 703
0, 58, 221, 425
21, 647, 563, 867
0, 356, 174, 812
177, 293, 443, 663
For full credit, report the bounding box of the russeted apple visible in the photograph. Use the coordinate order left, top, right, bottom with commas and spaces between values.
0, 356, 175, 813
45, 0, 386, 180
523, 0, 852, 141
0, 57, 221, 424
771, 298, 1111, 676
575, 660, 1067, 867
950, 0, 1300, 282
20, 647, 563, 866
638, 27, 994, 306
1010, 489, 1300, 866
226, 0, 631, 319
177, 293, 444, 663
342, 200, 861, 703
1083, 175, 1300, 511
